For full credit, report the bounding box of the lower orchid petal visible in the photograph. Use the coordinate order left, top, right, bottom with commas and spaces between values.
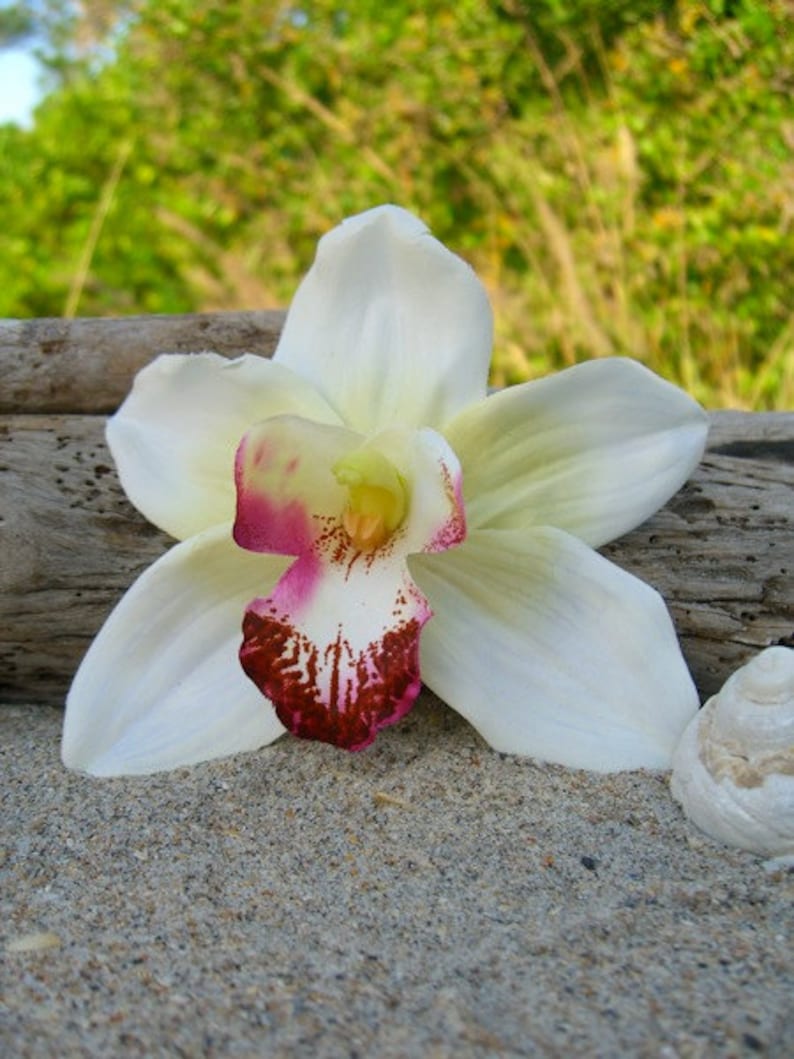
445, 358, 708, 547
62, 525, 290, 776
107, 353, 342, 541
410, 526, 699, 771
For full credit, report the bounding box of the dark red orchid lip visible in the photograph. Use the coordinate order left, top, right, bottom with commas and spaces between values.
240, 591, 425, 751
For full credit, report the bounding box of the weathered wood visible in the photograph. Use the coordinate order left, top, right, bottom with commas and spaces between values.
2, 404, 792, 705
0, 311, 285, 415
602, 411, 793, 697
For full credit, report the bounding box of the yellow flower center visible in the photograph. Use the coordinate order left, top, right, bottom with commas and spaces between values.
332, 448, 408, 552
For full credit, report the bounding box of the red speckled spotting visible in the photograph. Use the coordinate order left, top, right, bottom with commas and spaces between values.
241, 608, 424, 750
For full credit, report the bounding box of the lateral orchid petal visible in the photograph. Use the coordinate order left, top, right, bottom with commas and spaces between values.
233, 418, 466, 749
234, 416, 360, 555
411, 526, 699, 771
63, 525, 289, 776
108, 353, 341, 540
273, 205, 493, 435
445, 358, 709, 547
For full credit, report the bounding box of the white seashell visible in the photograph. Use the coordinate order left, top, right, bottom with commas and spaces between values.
670, 646, 794, 859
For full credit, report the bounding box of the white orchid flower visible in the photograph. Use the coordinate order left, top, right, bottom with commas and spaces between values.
62, 205, 708, 776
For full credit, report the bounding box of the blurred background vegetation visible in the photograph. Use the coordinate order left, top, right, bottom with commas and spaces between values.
1, 0, 792, 408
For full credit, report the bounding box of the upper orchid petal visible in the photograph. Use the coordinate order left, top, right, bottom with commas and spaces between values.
62, 525, 290, 776
234, 415, 466, 749
410, 525, 699, 771
445, 358, 708, 547
272, 205, 493, 435
107, 353, 342, 541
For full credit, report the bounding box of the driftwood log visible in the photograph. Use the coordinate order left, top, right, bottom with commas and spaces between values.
0, 310, 286, 415
1, 312, 792, 706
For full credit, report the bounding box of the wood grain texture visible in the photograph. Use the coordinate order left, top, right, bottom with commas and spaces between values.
1, 311, 285, 414
2, 403, 792, 705
601, 411, 793, 698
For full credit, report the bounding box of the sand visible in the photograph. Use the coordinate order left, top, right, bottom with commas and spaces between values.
2, 697, 792, 1058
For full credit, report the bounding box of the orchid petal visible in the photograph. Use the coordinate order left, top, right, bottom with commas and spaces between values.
411, 526, 699, 771
273, 205, 493, 435
234, 416, 360, 555
107, 353, 341, 541
445, 358, 708, 547
62, 525, 289, 776
236, 421, 466, 749
234, 418, 466, 559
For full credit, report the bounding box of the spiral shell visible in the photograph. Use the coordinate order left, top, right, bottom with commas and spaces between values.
670, 646, 794, 860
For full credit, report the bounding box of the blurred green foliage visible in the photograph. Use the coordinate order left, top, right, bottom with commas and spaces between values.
1, 0, 792, 407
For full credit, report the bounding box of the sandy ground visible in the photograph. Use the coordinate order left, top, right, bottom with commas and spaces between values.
1, 697, 792, 1058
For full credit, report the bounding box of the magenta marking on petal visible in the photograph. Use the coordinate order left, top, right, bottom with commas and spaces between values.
240, 576, 431, 751
234, 487, 313, 555
427, 463, 467, 553
233, 436, 315, 554
250, 437, 274, 470
249, 551, 322, 618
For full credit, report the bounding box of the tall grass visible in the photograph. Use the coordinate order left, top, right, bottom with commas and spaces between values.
11, 1, 791, 409
473, 33, 794, 410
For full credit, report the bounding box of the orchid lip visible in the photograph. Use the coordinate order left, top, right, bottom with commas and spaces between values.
240, 560, 430, 751
233, 417, 467, 749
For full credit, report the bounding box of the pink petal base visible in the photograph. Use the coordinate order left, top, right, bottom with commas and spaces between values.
240, 594, 426, 751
